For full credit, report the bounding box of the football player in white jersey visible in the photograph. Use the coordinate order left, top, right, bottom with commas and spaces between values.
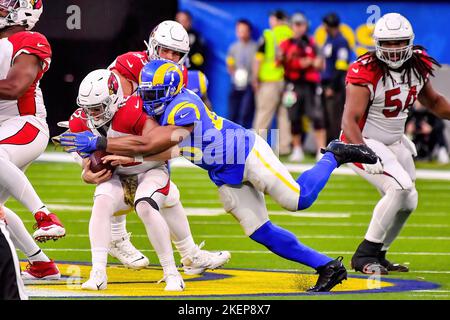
0, 0, 63, 280
341, 13, 450, 274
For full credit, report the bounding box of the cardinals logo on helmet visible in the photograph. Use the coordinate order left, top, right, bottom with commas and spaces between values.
108, 74, 119, 96
31, 0, 43, 9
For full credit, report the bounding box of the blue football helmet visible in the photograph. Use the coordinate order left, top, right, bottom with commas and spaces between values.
138, 59, 184, 116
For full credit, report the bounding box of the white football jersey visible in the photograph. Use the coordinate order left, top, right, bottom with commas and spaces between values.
343, 50, 432, 145
0, 31, 51, 125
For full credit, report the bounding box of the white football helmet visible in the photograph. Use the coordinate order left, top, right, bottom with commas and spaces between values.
146, 20, 190, 65
0, 0, 43, 31
77, 69, 123, 128
373, 13, 415, 69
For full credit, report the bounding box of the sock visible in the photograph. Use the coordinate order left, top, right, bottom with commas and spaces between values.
158, 252, 178, 275
3, 207, 50, 262
28, 249, 51, 263
250, 221, 332, 269
296, 152, 338, 210
173, 235, 198, 260
0, 157, 45, 214
33, 206, 50, 215
161, 202, 193, 242
111, 215, 128, 241
91, 247, 108, 271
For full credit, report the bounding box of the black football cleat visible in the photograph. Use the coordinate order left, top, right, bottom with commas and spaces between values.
351, 240, 388, 275
379, 250, 409, 272
320, 139, 378, 166
307, 257, 347, 292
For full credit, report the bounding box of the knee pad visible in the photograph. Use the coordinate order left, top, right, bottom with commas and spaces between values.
164, 182, 180, 208
403, 188, 418, 212
219, 184, 269, 236
218, 185, 238, 213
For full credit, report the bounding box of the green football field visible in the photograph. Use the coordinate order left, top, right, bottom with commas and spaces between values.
7, 160, 450, 300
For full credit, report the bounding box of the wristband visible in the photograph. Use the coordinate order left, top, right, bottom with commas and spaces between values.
96, 136, 107, 150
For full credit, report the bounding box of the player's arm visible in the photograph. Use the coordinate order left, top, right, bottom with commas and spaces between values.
418, 81, 450, 119
341, 84, 370, 144
103, 145, 181, 166
104, 124, 193, 156
0, 54, 40, 100
81, 158, 112, 184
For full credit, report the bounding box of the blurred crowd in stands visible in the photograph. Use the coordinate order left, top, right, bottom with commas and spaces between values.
177, 9, 449, 164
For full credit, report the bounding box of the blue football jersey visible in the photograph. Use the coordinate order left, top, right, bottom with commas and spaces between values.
159, 88, 255, 186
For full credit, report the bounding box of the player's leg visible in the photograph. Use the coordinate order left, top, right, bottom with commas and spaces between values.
349, 138, 416, 274
82, 176, 128, 290
0, 118, 64, 242
107, 174, 150, 270
109, 213, 149, 270
3, 207, 60, 280
134, 168, 184, 291
218, 182, 346, 292
244, 134, 376, 212
378, 138, 418, 271
161, 181, 231, 275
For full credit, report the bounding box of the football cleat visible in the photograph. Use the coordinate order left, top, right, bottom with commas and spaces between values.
379, 251, 409, 272
109, 233, 149, 270
158, 272, 185, 292
81, 269, 108, 291
351, 239, 389, 275
181, 242, 231, 275
33, 212, 66, 242
22, 260, 61, 280
307, 256, 348, 292
321, 139, 378, 166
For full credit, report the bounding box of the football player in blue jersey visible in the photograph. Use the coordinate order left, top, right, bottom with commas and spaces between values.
61, 59, 378, 292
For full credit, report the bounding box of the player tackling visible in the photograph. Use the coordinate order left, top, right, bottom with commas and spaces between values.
61, 58, 379, 292
341, 13, 450, 274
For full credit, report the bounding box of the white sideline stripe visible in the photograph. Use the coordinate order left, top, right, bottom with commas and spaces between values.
29, 248, 450, 256
37, 152, 450, 181
20, 219, 450, 228
42, 205, 350, 218
62, 233, 450, 241
188, 221, 450, 228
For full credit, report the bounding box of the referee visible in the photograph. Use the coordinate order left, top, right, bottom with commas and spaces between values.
0, 206, 28, 300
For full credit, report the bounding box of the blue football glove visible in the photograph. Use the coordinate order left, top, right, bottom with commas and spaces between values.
60, 131, 99, 157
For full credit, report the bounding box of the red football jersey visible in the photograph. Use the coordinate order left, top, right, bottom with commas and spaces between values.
0, 31, 52, 122
68, 96, 147, 136
342, 50, 431, 145
108, 51, 189, 90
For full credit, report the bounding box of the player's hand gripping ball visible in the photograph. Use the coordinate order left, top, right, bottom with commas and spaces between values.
89, 150, 116, 173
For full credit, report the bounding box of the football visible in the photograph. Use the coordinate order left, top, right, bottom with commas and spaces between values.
89, 150, 115, 173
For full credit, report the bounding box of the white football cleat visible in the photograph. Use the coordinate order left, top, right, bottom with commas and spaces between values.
159, 272, 185, 292
181, 242, 231, 275
109, 233, 149, 269
81, 269, 108, 291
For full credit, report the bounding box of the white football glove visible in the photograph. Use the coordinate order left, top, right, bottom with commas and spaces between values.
362, 156, 384, 174
401, 134, 418, 157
